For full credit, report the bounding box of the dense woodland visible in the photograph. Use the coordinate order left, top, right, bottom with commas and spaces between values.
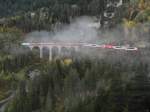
0, 0, 106, 32
0, 0, 150, 112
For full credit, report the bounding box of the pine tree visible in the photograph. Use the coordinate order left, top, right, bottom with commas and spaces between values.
127, 63, 150, 112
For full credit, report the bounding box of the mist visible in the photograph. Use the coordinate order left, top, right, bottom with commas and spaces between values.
24, 16, 149, 46
22, 16, 150, 61
24, 16, 100, 43
24, 16, 127, 44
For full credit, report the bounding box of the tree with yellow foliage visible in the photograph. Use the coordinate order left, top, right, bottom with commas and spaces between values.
63, 58, 73, 66
138, 0, 146, 10
123, 0, 150, 39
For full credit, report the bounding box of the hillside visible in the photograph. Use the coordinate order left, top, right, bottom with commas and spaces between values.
0, 0, 150, 112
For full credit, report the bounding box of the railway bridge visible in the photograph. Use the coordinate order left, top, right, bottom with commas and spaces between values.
22, 42, 81, 61
22, 42, 138, 61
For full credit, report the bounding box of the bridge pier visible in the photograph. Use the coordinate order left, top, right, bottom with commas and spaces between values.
58, 46, 61, 55
49, 47, 52, 61
39, 46, 43, 58
27, 45, 80, 61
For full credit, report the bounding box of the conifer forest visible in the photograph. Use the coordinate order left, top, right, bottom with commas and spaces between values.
0, 0, 150, 112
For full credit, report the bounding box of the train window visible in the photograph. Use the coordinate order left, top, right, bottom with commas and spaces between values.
113, 46, 124, 49
125, 47, 138, 51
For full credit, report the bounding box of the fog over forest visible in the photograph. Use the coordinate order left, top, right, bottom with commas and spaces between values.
0, 0, 150, 112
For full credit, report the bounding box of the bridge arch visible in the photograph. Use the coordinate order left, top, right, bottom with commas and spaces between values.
61, 47, 70, 58
32, 46, 40, 58
42, 47, 49, 60
24, 44, 80, 61
69, 47, 76, 57
52, 46, 59, 59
